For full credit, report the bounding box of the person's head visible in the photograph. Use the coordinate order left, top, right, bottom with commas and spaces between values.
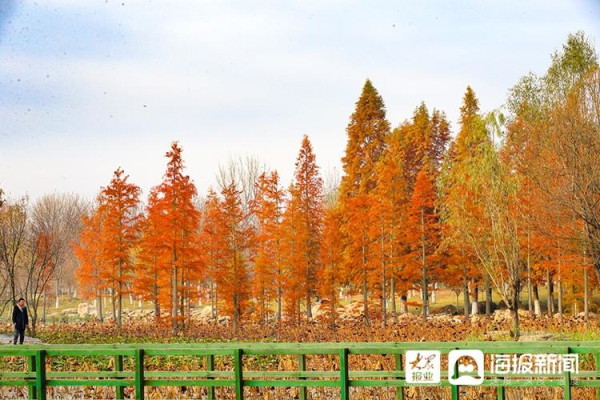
17, 298, 25, 307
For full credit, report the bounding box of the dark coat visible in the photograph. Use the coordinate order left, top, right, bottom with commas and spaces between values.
12, 305, 28, 330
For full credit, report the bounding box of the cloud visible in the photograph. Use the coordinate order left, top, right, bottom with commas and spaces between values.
0, 0, 599, 200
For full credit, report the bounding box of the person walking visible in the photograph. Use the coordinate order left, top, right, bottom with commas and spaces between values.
12, 297, 28, 345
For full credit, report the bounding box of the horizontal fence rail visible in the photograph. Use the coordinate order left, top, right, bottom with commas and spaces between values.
1, 341, 600, 399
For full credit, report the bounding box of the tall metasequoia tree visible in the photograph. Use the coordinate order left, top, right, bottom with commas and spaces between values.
97, 168, 140, 331
344, 193, 376, 322
281, 184, 304, 323
151, 142, 202, 334
74, 210, 105, 322
390, 103, 450, 315
291, 135, 324, 320
398, 103, 451, 187
134, 190, 165, 319
340, 80, 390, 198
372, 130, 409, 317
199, 188, 226, 320
319, 203, 345, 326
251, 171, 284, 323
404, 167, 440, 319
441, 86, 486, 316
216, 181, 251, 333
340, 80, 390, 324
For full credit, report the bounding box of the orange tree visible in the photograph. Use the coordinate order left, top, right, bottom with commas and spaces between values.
216, 181, 252, 333
250, 171, 284, 323
144, 142, 202, 334
97, 168, 141, 331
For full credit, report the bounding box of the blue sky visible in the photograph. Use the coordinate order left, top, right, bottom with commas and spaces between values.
0, 0, 599, 201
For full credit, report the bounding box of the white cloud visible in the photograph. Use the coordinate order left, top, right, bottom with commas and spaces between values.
1, 0, 599, 201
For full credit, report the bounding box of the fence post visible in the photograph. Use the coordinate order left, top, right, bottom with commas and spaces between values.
115, 355, 125, 400
450, 358, 459, 400
35, 350, 46, 400
596, 353, 600, 400
28, 354, 37, 400
497, 376, 505, 400
298, 354, 307, 400
563, 347, 571, 400
135, 349, 145, 400
234, 348, 244, 400
395, 353, 404, 400
340, 348, 350, 400
207, 354, 215, 400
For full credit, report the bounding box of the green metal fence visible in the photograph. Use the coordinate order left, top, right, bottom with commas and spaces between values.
1, 341, 600, 399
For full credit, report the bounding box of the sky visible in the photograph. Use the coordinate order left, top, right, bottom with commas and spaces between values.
0, 0, 599, 202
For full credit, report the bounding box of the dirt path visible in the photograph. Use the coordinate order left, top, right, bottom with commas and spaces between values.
0, 333, 43, 345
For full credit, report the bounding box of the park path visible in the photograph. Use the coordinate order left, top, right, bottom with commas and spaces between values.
0, 333, 43, 345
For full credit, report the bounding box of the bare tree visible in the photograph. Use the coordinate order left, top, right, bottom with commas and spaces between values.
20, 194, 86, 336
0, 198, 28, 308
217, 154, 266, 225
24, 194, 88, 329
323, 166, 340, 208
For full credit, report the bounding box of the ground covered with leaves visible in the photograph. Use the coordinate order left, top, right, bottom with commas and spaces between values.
2, 313, 600, 399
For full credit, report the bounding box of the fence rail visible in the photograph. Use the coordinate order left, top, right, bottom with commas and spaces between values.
1, 341, 600, 399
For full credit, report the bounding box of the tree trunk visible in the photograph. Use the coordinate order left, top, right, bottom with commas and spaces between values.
111, 287, 116, 322
154, 280, 160, 319
306, 291, 312, 320
98, 290, 104, 323
172, 265, 178, 334
557, 278, 563, 321
421, 209, 428, 320
180, 268, 185, 332
277, 285, 282, 322
485, 274, 491, 316
584, 265, 589, 321
533, 285, 541, 316
511, 282, 520, 339
462, 249, 470, 317
471, 283, 479, 315
557, 246, 563, 322
390, 277, 397, 318
546, 269, 554, 315
210, 280, 215, 319
42, 290, 47, 325
362, 243, 369, 325
330, 284, 337, 328
233, 293, 239, 334
117, 259, 123, 332
55, 278, 60, 309
572, 285, 578, 315
381, 226, 387, 325
527, 229, 532, 312
30, 314, 37, 338
400, 295, 408, 314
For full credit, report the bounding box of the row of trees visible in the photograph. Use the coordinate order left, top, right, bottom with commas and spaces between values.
74, 137, 325, 333
73, 32, 600, 336
2, 32, 597, 337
